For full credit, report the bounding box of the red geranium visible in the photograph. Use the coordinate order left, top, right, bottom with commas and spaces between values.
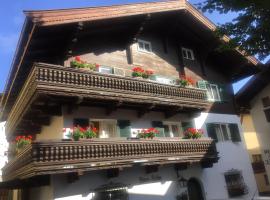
183, 128, 203, 139
139, 128, 159, 139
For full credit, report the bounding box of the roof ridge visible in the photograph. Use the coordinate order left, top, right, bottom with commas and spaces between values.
24, 0, 178, 13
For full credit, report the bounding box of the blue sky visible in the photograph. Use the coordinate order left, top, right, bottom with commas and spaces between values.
0, 0, 256, 93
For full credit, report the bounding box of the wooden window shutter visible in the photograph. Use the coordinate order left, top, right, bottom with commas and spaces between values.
152, 121, 165, 137
229, 123, 241, 142
73, 118, 89, 128
206, 123, 218, 142
117, 120, 131, 138
218, 84, 230, 102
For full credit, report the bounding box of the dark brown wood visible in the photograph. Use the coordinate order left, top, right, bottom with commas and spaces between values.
5, 63, 210, 136
2, 138, 218, 182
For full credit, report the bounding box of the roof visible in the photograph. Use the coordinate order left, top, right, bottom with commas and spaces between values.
0, 0, 261, 121
236, 62, 270, 105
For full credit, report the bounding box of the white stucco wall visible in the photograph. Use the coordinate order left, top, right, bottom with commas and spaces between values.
0, 122, 8, 181
194, 113, 258, 199
250, 84, 270, 183
32, 111, 257, 200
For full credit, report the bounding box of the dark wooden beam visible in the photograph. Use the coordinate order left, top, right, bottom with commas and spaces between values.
137, 104, 156, 118
106, 101, 123, 115
164, 106, 183, 119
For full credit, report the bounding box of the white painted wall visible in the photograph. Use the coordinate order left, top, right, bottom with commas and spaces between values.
31, 110, 257, 200
0, 122, 8, 181
195, 113, 258, 199
250, 84, 270, 183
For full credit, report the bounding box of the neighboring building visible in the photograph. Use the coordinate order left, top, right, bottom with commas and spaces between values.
237, 64, 270, 196
0, 0, 260, 200
241, 114, 270, 196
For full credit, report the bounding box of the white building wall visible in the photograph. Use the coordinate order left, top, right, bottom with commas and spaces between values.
39, 111, 258, 200
195, 113, 258, 199
250, 84, 270, 182
0, 122, 8, 182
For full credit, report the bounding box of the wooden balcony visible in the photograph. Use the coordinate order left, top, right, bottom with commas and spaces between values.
2, 138, 218, 182
6, 62, 210, 135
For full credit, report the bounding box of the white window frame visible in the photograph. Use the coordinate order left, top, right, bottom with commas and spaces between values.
207, 83, 221, 102
137, 39, 152, 53
98, 66, 113, 74
182, 47, 195, 60
89, 119, 117, 138
163, 122, 182, 138
212, 123, 231, 142
155, 76, 173, 85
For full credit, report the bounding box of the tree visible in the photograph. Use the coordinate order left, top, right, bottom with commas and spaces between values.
198, 0, 270, 60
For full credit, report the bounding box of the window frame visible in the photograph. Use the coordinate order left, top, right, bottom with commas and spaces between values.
137, 39, 152, 53
89, 119, 118, 138
212, 123, 231, 142
224, 170, 247, 197
182, 47, 195, 60
163, 121, 183, 138
207, 83, 221, 102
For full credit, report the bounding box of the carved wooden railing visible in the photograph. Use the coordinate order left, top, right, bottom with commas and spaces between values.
3, 138, 218, 181
6, 62, 209, 135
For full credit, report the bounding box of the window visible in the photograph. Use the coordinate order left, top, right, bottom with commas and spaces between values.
197, 81, 225, 102
262, 96, 270, 107
206, 123, 241, 142
89, 119, 117, 138
93, 185, 128, 200
182, 47, 194, 60
155, 76, 174, 85
137, 39, 152, 53
264, 174, 270, 185
224, 171, 247, 197
98, 66, 113, 74
206, 83, 221, 101
163, 122, 182, 137
252, 154, 263, 163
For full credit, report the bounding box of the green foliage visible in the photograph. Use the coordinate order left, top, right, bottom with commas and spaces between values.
198, 0, 270, 59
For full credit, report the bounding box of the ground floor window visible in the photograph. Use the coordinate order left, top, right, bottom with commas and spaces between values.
224, 170, 247, 197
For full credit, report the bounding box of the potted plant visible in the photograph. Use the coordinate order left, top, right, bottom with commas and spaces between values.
142, 69, 154, 79
183, 128, 203, 139
84, 127, 98, 139
71, 126, 85, 141
15, 135, 32, 153
132, 67, 145, 78
176, 76, 195, 87
70, 56, 99, 71
138, 128, 159, 139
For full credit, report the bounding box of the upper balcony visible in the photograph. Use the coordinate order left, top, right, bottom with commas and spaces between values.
6, 62, 210, 136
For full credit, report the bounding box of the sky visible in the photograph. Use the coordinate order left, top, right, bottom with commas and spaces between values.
0, 0, 258, 93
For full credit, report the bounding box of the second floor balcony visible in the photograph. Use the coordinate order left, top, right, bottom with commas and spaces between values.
6, 63, 210, 136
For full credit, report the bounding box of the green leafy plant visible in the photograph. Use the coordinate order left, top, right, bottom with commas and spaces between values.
183, 128, 203, 139
15, 135, 32, 151
70, 56, 99, 71
138, 128, 159, 139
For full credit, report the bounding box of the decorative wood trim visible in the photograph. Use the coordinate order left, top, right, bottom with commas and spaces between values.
6, 62, 210, 136
3, 138, 218, 181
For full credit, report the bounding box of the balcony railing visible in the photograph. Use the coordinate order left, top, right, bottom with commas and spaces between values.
3, 138, 218, 181
6, 63, 210, 135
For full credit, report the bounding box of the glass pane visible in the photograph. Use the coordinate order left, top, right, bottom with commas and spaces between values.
211, 85, 220, 101
221, 124, 229, 140
182, 50, 187, 58
206, 84, 214, 100
138, 42, 144, 50
172, 125, 180, 137
164, 125, 170, 137
187, 51, 192, 59
99, 66, 112, 74
214, 124, 223, 141
144, 43, 150, 52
